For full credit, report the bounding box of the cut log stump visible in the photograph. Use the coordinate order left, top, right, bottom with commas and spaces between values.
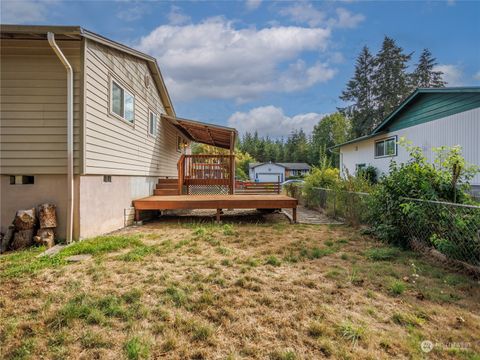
34, 228, 55, 249
11, 229, 35, 250
0, 225, 15, 254
14, 208, 36, 230
38, 203, 57, 229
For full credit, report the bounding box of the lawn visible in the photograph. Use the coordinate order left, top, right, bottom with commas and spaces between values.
1, 219, 479, 359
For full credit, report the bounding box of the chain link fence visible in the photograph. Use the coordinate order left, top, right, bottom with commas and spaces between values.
300, 187, 480, 273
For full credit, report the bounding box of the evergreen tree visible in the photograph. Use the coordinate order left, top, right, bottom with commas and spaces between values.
339, 46, 376, 137
372, 36, 412, 123
411, 48, 446, 88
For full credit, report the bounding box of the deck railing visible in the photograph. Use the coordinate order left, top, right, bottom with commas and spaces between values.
178, 154, 235, 194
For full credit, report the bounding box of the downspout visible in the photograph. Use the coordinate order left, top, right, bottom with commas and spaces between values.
48, 32, 74, 243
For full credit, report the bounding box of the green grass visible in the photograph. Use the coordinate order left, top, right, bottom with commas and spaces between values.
81, 330, 112, 349
124, 336, 150, 360
389, 280, 406, 296
365, 247, 400, 261
117, 245, 159, 262
265, 255, 281, 266
339, 321, 366, 345
391, 312, 424, 327
164, 285, 189, 307
0, 235, 144, 279
270, 349, 297, 360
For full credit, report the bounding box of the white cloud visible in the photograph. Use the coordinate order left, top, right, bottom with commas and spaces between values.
279, 2, 326, 27
245, 0, 262, 11
333, 8, 365, 29
0, 0, 58, 23
117, 4, 147, 22
228, 106, 325, 137
136, 18, 335, 102
279, 2, 364, 29
167, 5, 191, 25
473, 71, 480, 81
434, 64, 463, 86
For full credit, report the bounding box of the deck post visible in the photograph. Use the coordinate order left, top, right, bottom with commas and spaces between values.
292, 207, 297, 223
135, 209, 140, 222
216, 208, 221, 223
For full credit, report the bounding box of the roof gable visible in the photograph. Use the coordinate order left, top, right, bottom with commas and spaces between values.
372, 87, 480, 134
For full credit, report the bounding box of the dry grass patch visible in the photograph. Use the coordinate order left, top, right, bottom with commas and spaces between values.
1, 219, 479, 359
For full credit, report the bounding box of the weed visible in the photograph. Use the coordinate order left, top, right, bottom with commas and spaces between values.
124, 336, 150, 360
222, 224, 237, 236
165, 285, 188, 307
265, 255, 281, 266
389, 280, 406, 296
270, 349, 297, 360
339, 321, 366, 346
122, 288, 142, 304
392, 312, 424, 327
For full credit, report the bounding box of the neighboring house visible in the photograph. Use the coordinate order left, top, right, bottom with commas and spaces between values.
333, 87, 480, 191
0, 25, 231, 240
249, 162, 311, 182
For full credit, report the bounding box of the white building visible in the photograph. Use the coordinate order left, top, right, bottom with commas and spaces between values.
249, 162, 311, 182
334, 87, 480, 191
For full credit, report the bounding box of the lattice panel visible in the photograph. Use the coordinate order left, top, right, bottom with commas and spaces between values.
187, 185, 230, 195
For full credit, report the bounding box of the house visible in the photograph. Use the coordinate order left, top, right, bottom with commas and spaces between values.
333, 87, 480, 191
249, 162, 311, 182
0, 25, 243, 240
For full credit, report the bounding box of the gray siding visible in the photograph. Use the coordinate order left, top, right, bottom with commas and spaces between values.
84, 39, 183, 176
0, 39, 82, 174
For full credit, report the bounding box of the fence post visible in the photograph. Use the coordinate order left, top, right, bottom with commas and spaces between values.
333, 189, 336, 218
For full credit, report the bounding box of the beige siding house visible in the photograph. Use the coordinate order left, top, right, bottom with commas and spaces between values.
0, 25, 191, 240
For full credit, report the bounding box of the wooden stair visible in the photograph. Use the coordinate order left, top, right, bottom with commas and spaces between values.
154, 178, 179, 196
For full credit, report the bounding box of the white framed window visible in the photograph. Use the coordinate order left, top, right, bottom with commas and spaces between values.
148, 111, 158, 137
110, 79, 135, 123
374, 136, 397, 158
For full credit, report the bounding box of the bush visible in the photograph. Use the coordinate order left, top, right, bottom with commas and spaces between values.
356, 165, 378, 184
367, 139, 480, 263
302, 165, 339, 207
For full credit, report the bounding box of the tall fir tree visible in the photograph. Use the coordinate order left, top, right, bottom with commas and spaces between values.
372, 36, 412, 123
411, 48, 446, 88
339, 46, 376, 137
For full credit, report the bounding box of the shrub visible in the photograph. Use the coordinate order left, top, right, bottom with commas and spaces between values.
356, 165, 378, 184
302, 165, 340, 207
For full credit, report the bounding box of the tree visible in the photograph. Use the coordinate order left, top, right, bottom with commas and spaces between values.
339, 46, 376, 137
411, 48, 446, 88
310, 113, 351, 167
372, 36, 412, 122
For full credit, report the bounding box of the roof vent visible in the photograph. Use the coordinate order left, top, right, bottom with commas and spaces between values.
144, 74, 151, 89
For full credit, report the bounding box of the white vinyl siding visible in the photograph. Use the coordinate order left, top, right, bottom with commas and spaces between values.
0, 39, 82, 175
83, 39, 183, 176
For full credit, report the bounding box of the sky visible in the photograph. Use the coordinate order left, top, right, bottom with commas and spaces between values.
2, 0, 480, 137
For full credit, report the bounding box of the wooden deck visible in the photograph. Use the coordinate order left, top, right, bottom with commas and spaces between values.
133, 194, 298, 223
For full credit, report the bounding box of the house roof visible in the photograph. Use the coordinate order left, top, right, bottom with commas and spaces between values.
0, 24, 175, 117
249, 162, 311, 170
332, 87, 480, 149
162, 115, 237, 150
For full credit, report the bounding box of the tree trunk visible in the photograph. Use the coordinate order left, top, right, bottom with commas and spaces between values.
0, 225, 15, 254
13, 208, 36, 230
38, 203, 57, 228
11, 229, 35, 250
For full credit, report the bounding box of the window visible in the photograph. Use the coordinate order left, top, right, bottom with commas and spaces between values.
177, 136, 182, 152
148, 111, 158, 136
10, 175, 34, 185
375, 136, 397, 157
103, 175, 112, 183
111, 80, 134, 123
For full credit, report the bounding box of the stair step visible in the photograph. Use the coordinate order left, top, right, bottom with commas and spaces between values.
154, 189, 179, 196
156, 183, 178, 190
158, 178, 178, 184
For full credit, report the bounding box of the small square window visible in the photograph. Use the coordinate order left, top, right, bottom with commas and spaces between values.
10, 175, 34, 185
103, 175, 112, 183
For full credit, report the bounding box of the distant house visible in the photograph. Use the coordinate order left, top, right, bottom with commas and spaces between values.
333, 87, 480, 191
0, 25, 237, 240
249, 162, 311, 182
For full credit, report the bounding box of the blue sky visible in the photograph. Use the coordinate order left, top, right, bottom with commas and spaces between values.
2, 0, 480, 136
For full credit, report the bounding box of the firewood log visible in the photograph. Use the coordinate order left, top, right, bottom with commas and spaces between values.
38, 203, 57, 229
0, 225, 14, 254
11, 229, 35, 250
13, 208, 36, 230
34, 228, 55, 249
